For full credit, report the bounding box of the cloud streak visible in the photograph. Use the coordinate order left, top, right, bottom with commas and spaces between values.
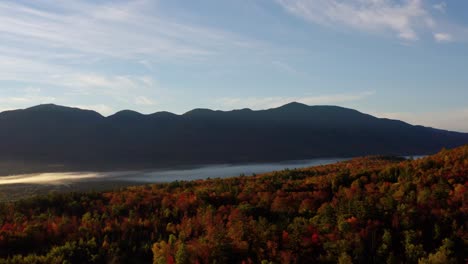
276, 0, 467, 43
0, 52, 158, 104
0, 1, 255, 60
276, 0, 429, 40
0, 1, 273, 115
0, 92, 57, 114
433, 2, 447, 13
433, 32, 453, 42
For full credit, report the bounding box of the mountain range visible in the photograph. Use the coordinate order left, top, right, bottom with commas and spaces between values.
0, 102, 467, 172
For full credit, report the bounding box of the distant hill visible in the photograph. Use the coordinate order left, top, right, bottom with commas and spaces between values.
0, 102, 467, 171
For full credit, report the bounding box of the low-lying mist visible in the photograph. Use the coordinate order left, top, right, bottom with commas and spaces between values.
0, 158, 347, 186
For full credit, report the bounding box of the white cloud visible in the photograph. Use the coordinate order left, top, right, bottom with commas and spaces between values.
433, 32, 453, 42
0, 52, 158, 104
371, 108, 468, 132
0, 94, 57, 113
271, 60, 300, 75
134, 96, 157, 106
0, 1, 268, 113
215, 91, 375, 110
0, 54, 66, 82
0, 95, 56, 105
276, 0, 429, 41
433, 2, 447, 13
61, 74, 155, 94
0, 1, 257, 60
276, 0, 468, 43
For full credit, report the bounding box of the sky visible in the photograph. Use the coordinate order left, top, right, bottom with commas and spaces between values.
0, 0, 467, 132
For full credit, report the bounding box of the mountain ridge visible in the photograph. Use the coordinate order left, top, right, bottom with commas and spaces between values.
0, 102, 380, 120
0, 102, 462, 134
0, 102, 466, 172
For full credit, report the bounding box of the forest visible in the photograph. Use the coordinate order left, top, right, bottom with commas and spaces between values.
0, 145, 466, 263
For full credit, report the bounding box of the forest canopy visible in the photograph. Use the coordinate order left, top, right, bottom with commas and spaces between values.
0, 146, 466, 263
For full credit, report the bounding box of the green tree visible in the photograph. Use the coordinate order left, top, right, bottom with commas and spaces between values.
175, 243, 188, 264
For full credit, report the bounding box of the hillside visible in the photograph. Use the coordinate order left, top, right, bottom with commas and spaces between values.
0, 103, 467, 174
0, 146, 466, 263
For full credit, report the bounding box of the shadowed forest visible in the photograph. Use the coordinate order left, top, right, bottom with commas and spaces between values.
0, 146, 466, 263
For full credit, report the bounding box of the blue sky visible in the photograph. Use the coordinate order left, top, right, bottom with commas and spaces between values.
0, 0, 467, 131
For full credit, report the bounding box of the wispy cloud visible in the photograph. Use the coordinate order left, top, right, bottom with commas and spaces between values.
0, 53, 158, 100
0, 1, 255, 60
433, 2, 447, 13
59, 74, 156, 96
0, 53, 159, 115
433, 32, 453, 42
215, 91, 375, 110
0, 0, 265, 114
134, 96, 157, 106
0, 95, 56, 106
0, 88, 57, 113
276, 0, 428, 41
271, 60, 301, 75
276, 0, 466, 43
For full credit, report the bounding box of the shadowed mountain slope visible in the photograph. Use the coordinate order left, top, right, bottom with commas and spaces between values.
0, 103, 466, 170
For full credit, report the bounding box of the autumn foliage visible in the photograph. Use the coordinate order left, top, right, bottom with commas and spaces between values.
0, 146, 466, 263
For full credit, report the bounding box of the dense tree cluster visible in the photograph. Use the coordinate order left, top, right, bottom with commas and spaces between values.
0, 146, 466, 263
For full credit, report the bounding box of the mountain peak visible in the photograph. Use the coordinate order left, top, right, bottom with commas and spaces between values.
281, 101, 308, 107
274, 102, 310, 111
27, 104, 70, 111
149, 111, 179, 119
110, 110, 144, 117
183, 108, 216, 116
19, 104, 104, 119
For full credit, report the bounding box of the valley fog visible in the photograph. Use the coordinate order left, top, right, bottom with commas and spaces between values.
0, 158, 347, 186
